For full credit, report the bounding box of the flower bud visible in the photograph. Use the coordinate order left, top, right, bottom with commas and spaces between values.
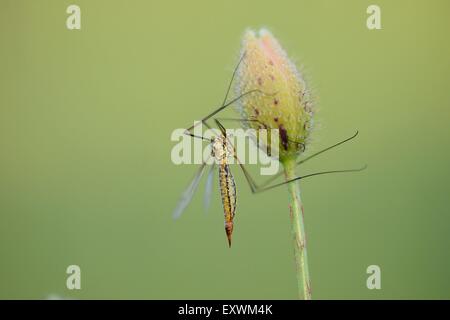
235, 29, 314, 161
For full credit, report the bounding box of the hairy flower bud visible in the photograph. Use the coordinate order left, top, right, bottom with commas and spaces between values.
235, 29, 314, 161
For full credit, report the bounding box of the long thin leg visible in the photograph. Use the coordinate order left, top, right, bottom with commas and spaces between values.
222, 123, 364, 193
234, 154, 366, 194
213, 117, 305, 149
184, 52, 276, 135
297, 131, 359, 166
185, 89, 269, 132
214, 118, 361, 189
235, 159, 259, 194
213, 119, 359, 163
186, 52, 248, 133
220, 52, 246, 108
254, 165, 367, 193
211, 117, 259, 124
258, 131, 360, 187
185, 132, 212, 142
183, 119, 214, 141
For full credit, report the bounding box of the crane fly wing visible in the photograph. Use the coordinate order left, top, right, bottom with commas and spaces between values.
203, 163, 216, 214
172, 162, 208, 220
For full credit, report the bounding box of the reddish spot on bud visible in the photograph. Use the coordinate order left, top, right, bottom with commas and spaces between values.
274, 98, 279, 106
274, 117, 279, 122
279, 124, 289, 150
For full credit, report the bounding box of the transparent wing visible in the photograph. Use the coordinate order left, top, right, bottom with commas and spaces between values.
172, 162, 208, 220
203, 163, 216, 214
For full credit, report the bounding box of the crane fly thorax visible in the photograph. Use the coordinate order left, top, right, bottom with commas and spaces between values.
211, 135, 234, 163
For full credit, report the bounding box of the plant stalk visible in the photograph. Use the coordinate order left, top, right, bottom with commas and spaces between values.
282, 157, 311, 300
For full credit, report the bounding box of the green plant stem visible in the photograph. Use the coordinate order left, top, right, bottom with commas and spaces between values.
282, 157, 311, 300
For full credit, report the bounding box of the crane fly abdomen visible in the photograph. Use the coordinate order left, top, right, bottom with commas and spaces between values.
211, 133, 238, 248
218, 162, 236, 248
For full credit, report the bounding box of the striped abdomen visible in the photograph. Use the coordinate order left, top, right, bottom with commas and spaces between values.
218, 162, 236, 247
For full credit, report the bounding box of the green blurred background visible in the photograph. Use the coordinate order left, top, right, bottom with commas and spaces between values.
1, 0, 449, 299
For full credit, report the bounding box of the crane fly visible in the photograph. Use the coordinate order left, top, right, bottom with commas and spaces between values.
214, 121, 237, 247
173, 119, 239, 247
172, 53, 366, 247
